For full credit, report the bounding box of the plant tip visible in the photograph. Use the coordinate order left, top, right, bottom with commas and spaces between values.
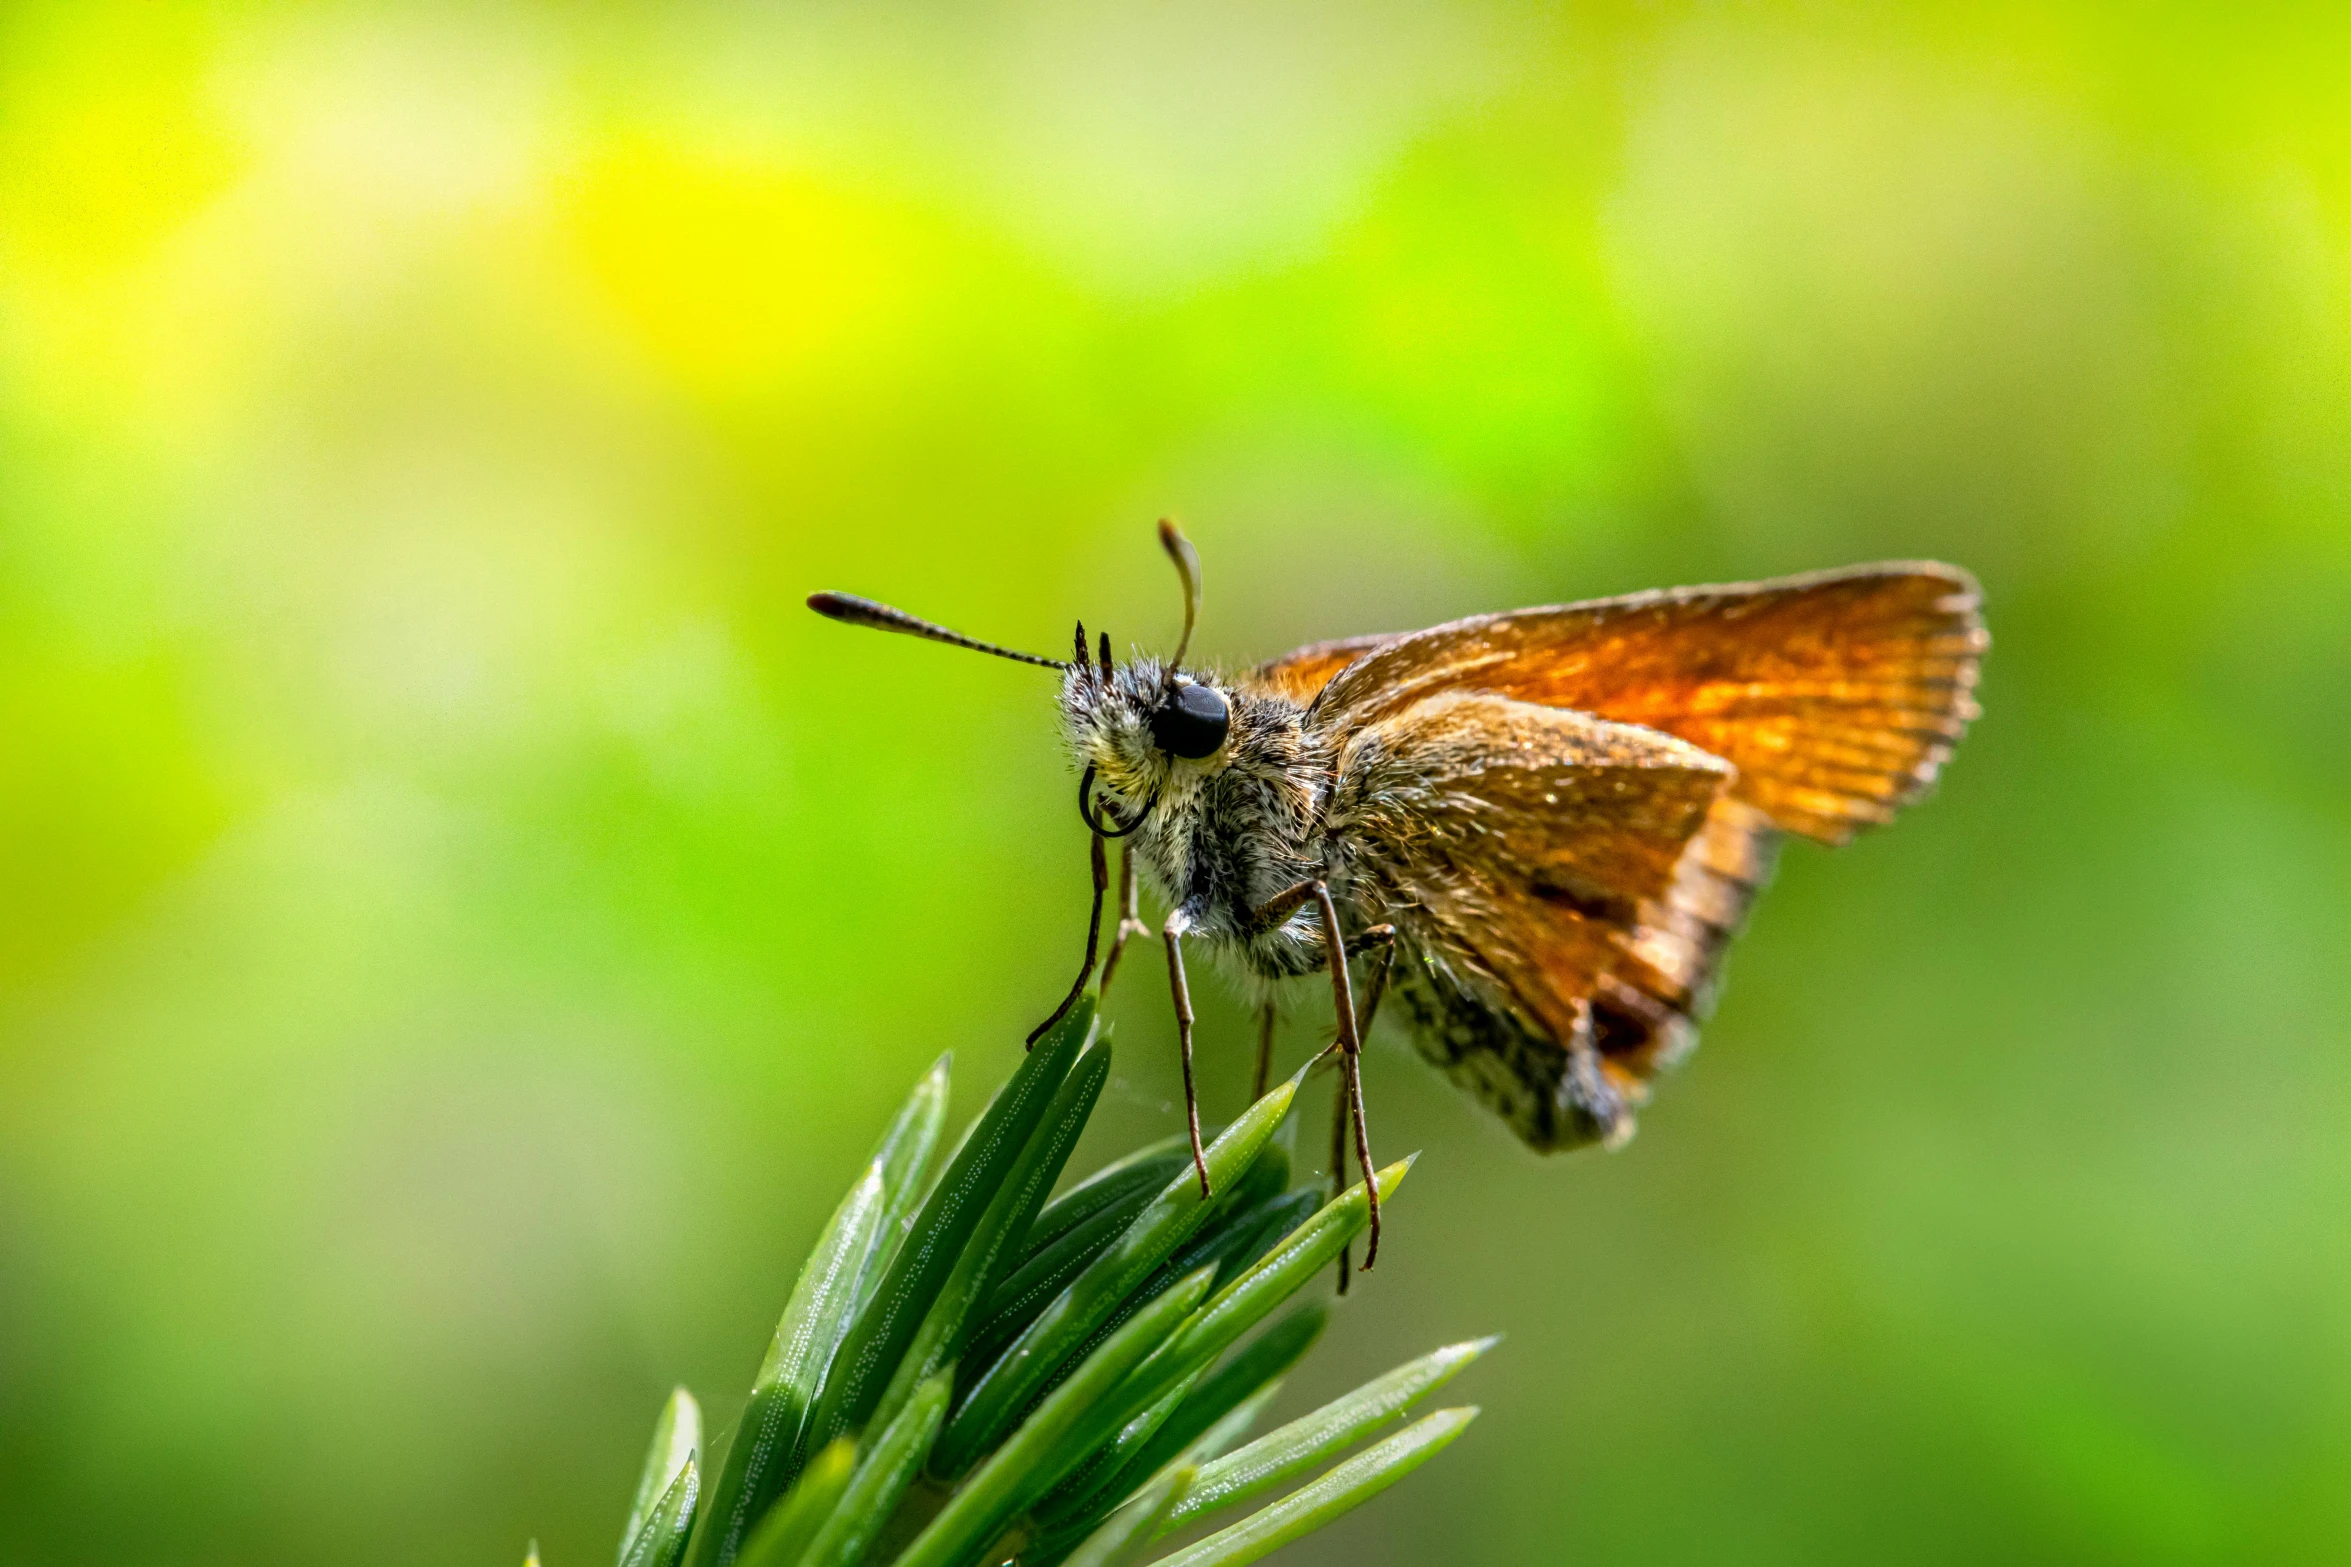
556, 1049, 1472, 1567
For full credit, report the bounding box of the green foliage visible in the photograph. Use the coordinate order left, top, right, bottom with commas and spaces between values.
1155, 1338, 1496, 1538
1144, 1412, 1479, 1567
622, 1390, 704, 1567
541, 1016, 1488, 1566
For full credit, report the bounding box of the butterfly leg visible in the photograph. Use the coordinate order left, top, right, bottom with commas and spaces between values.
1027, 830, 1108, 1048
1247, 880, 1383, 1272
1098, 842, 1152, 992
1317, 885, 1383, 1271
1349, 925, 1397, 1040
1162, 908, 1212, 1197
1327, 1066, 1355, 1295
1326, 924, 1395, 1291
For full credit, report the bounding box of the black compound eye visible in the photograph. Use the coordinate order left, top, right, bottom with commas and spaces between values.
1150, 679, 1230, 759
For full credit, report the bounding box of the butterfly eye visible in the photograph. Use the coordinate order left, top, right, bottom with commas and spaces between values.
1150, 679, 1230, 759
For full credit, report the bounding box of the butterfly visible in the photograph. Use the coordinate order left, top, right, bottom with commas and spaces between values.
810, 523, 1986, 1273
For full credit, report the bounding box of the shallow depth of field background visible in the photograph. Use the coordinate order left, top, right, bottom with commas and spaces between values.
4, 4, 2349, 1563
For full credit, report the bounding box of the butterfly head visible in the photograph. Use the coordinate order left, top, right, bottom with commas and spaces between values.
1054, 648, 1231, 835
1056, 519, 1228, 836
805, 519, 1228, 839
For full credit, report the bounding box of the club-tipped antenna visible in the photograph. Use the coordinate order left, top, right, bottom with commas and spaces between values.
806, 591, 1069, 671
1158, 519, 1202, 674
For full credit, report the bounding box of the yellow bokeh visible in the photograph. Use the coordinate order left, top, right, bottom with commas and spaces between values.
567, 145, 938, 395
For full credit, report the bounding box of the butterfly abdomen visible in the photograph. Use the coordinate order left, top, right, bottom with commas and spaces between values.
1393, 947, 1617, 1152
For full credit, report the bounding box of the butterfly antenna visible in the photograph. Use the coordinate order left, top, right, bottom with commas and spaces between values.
1158, 518, 1202, 674
807, 592, 1070, 671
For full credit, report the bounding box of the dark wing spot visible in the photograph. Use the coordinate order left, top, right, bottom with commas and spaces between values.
1526, 874, 1637, 929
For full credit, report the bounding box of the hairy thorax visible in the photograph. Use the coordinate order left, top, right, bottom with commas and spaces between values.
1060, 661, 1336, 975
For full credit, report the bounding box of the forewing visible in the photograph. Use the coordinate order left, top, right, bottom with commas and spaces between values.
1243, 632, 1398, 704
1311, 563, 1987, 844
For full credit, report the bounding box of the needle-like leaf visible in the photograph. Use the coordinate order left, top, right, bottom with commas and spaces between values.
934, 1064, 1305, 1478
622, 1388, 701, 1565
1159, 1335, 1498, 1535
1038, 1304, 1326, 1532
963, 1181, 1162, 1375
1187, 1381, 1285, 1467
1195, 1189, 1318, 1294
1064, 1158, 1414, 1486
1018, 1169, 1302, 1468
1020, 1140, 1191, 1258
855, 1053, 954, 1310
554, 1048, 1484, 1567
1034, 1374, 1199, 1538
734, 1439, 855, 1567
1139, 1407, 1480, 1567
792, 1372, 952, 1567
870, 1041, 1109, 1436
1063, 1464, 1196, 1567
888, 1268, 1218, 1567
690, 1058, 952, 1567
805, 1000, 1094, 1460
620, 1457, 701, 1567
689, 1168, 884, 1566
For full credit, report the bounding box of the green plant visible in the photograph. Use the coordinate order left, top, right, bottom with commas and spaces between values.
563, 998, 1491, 1567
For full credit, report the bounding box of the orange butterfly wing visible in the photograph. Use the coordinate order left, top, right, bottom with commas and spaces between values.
1272, 563, 1985, 1149
1302, 562, 1985, 845
1323, 690, 1736, 1148
1246, 633, 1399, 703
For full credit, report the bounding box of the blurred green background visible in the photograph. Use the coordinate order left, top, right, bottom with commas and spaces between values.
3, 3, 2348, 1563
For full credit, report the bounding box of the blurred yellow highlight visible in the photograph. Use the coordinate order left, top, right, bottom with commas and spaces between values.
570, 150, 933, 394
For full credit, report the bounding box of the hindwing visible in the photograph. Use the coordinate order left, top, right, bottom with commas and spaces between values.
1322, 691, 1750, 1148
